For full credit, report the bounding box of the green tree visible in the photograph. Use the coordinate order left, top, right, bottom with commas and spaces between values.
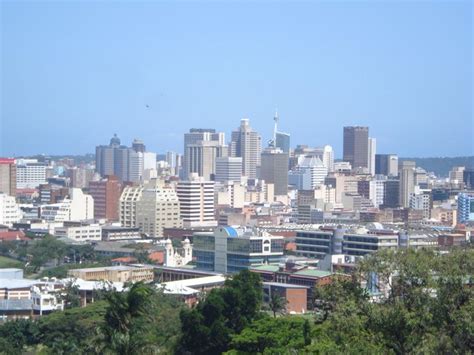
268, 292, 287, 318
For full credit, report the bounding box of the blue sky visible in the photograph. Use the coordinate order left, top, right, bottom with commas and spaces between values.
1, 0, 472, 157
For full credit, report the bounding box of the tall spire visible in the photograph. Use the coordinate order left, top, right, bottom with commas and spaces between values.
273, 109, 279, 146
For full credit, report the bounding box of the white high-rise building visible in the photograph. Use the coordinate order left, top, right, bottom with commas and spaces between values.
215, 157, 243, 183
369, 177, 386, 208
289, 156, 328, 190
16, 159, 48, 189
410, 188, 432, 219
230, 119, 262, 179
40, 188, 94, 222
368, 138, 376, 176
176, 174, 217, 227
185, 141, 228, 181
322, 145, 334, 172
0, 193, 22, 227
136, 180, 182, 237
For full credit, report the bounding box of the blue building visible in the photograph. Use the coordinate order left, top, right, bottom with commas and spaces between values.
193, 226, 285, 273
457, 193, 474, 224
275, 131, 290, 154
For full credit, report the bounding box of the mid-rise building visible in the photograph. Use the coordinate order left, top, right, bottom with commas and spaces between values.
119, 185, 145, 228
457, 193, 474, 224
0, 158, 16, 196
176, 175, 216, 227
193, 226, 284, 273
409, 189, 432, 220
40, 188, 94, 222
343, 126, 369, 170
296, 226, 399, 259
55, 223, 102, 242
136, 179, 182, 237
16, 159, 47, 189
230, 119, 262, 179
0, 193, 22, 227
88, 176, 121, 221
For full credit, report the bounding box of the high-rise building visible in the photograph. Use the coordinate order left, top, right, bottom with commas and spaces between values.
193, 226, 284, 273
230, 119, 262, 179
183, 129, 225, 179
368, 138, 376, 176
289, 156, 328, 190
176, 174, 216, 227
40, 188, 94, 222
0, 193, 22, 226
399, 161, 416, 208
215, 157, 243, 183
260, 148, 289, 196
96, 135, 153, 183
88, 176, 122, 221
0, 158, 16, 196
16, 159, 47, 189
449, 166, 465, 186
375, 154, 399, 177
410, 189, 432, 219
136, 180, 182, 237
185, 141, 228, 181
343, 126, 369, 170
322, 145, 334, 172
457, 193, 474, 224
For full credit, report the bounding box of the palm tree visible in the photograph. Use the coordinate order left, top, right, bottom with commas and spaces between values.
269, 293, 287, 318
101, 282, 154, 354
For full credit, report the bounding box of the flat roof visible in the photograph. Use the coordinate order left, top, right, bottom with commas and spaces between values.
263, 282, 309, 289
163, 275, 226, 289
293, 269, 333, 278
250, 264, 280, 272
0, 278, 40, 289
69, 265, 152, 272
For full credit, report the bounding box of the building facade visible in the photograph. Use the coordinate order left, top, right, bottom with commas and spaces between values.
343, 126, 369, 170
230, 119, 262, 179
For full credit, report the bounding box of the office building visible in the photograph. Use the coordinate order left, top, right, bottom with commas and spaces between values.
399, 161, 416, 208
457, 193, 474, 224
176, 175, 216, 227
136, 179, 182, 237
0, 193, 22, 227
322, 145, 334, 172
88, 176, 121, 221
260, 148, 289, 196
295, 227, 399, 259
215, 157, 243, 183
0, 158, 16, 196
289, 156, 328, 191
40, 188, 93, 222
193, 226, 284, 273
183, 129, 225, 179
272, 111, 291, 154
343, 126, 369, 170
185, 140, 228, 180
409, 189, 432, 219
375, 154, 399, 177
367, 137, 376, 176
55, 223, 102, 242
230, 119, 262, 179
16, 159, 47, 189
383, 179, 400, 208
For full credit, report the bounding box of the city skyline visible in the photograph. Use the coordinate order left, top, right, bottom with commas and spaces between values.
2, 1, 472, 157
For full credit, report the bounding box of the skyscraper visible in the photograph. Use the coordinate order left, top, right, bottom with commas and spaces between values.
260, 148, 289, 196
399, 161, 416, 208
368, 137, 376, 176
457, 193, 474, 224
343, 126, 369, 170
272, 111, 291, 153
230, 118, 262, 179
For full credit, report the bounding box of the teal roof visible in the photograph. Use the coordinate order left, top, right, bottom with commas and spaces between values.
223, 226, 238, 237
251, 264, 280, 272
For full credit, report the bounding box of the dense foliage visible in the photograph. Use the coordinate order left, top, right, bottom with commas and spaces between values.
0, 248, 472, 354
